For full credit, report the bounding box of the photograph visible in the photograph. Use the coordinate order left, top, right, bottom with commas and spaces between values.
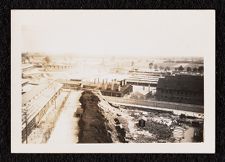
11, 10, 215, 153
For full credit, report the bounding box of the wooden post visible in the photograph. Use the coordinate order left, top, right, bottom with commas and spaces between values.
25, 111, 28, 144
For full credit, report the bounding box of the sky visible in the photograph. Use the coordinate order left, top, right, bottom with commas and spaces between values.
12, 10, 214, 58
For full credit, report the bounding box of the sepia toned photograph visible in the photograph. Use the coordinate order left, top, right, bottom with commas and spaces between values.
11, 10, 215, 153
21, 54, 204, 144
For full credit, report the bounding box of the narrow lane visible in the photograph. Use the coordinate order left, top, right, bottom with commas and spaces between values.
48, 90, 82, 144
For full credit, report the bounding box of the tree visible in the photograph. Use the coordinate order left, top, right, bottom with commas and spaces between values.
154, 64, 158, 70
44, 56, 51, 64
22, 56, 26, 64
198, 66, 204, 73
165, 66, 170, 71
159, 66, 164, 71
186, 67, 192, 72
178, 65, 184, 71
193, 67, 198, 73
22, 53, 31, 64
149, 63, 153, 69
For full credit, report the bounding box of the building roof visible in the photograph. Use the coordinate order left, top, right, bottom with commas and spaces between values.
22, 79, 29, 85
22, 64, 34, 70
22, 84, 35, 93
22, 82, 63, 127
129, 70, 163, 75
120, 84, 132, 92
157, 75, 203, 92
22, 80, 60, 106
59, 79, 81, 85
101, 83, 132, 93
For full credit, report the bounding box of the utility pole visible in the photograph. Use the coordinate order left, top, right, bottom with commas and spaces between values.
25, 109, 28, 144
54, 86, 57, 110
22, 107, 28, 144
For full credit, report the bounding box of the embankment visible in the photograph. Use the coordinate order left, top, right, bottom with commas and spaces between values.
78, 91, 113, 143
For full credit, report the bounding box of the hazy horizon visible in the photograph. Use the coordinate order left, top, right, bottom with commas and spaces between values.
14, 10, 214, 58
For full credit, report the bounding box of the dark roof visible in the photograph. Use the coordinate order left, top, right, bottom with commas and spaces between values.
101, 83, 132, 93
157, 75, 203, 92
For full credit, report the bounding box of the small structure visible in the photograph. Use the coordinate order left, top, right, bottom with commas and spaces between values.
59, 79, 82, 89
126, 70, 162, 87
75, 107, 84, 117
138, 116, 147, 127
44, 64, 72, 71
100, 83, 133, 97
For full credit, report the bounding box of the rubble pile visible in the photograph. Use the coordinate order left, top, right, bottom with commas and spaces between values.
96, 91, 134, 143
78, 90, 204, 143
141, 121, 173, 140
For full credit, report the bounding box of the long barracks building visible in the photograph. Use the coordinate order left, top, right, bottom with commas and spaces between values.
156, 75, 204, 105
22, 80, 63, 142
